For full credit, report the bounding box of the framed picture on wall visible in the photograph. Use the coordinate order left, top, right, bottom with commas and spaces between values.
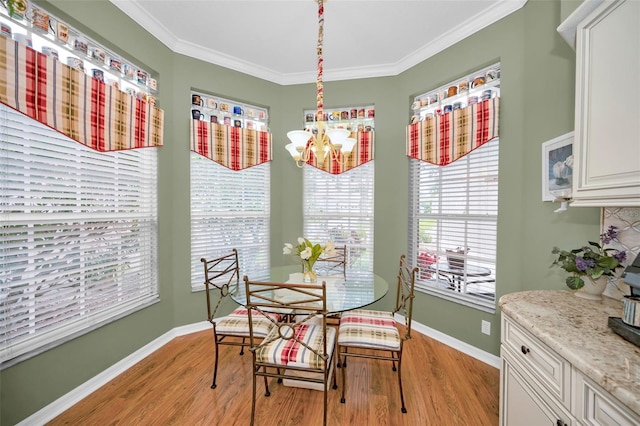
542, 132, 574, 202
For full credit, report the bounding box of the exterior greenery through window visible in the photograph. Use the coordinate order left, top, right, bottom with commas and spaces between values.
408, 139, 498, 310
303, 163, 374, 274
0, 104, 159, 364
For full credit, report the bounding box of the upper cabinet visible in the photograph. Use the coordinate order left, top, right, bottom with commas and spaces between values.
567, 0, 640, 207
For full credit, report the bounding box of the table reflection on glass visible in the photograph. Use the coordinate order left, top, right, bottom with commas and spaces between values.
230, 265, 389, 315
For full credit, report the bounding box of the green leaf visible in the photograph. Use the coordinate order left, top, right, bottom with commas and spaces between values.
597, 256, 619, 270
565, 275, 584, 290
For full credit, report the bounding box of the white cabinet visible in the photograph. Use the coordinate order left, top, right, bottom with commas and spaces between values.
573, 370, 640, 426
500, 314, 640, 426
501, 350, 575, 425
571, 0, 640, 207
500, 315, 574, 426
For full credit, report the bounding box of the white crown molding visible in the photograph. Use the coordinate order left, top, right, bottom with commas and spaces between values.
392, 0, 528, 77
17, 317, 498, 425
109, 0, 179, 52
173, 38, 286, 84
556, 0, 605, 49
111, 0, 528, 85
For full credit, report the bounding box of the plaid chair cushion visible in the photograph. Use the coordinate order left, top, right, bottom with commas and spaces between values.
255, 324, 336, 370
338, 309, 400, 351
215, 307, 278, 338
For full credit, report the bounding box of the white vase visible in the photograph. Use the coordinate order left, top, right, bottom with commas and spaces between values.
575, 276, 608, 301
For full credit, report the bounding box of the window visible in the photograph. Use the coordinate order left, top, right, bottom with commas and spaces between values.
303, 163, 374, 274
408, 139, 498, 311
190, 157, 270, 290
0, 104, 159, 364
407, 64, 500, 312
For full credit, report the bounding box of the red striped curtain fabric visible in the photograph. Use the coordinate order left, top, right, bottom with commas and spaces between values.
0, 36, 164, 151
190, 120, 272, 171
406, 97, 499, 166
308, 130, 375, 175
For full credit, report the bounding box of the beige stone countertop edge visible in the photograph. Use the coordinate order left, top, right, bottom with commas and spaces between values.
499, 290, 640, 416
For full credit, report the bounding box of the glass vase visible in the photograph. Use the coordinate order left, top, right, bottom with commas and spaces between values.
302, 262, 317, 283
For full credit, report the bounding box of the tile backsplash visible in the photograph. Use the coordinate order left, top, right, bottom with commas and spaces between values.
603, 207, 640, 300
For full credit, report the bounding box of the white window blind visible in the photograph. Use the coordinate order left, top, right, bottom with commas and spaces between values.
303, 163, 374, 274
190, 155, 270, 290
0, 104, 159, 364
408, 139, 498, 311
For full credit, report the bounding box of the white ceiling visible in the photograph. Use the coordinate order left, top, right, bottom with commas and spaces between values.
110, 0, 527, 85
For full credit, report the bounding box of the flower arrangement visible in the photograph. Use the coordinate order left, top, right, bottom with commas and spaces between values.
551, 226, 627, 290
283, 237, 336, 273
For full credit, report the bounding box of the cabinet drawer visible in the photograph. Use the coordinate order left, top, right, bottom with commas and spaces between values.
573, 370, 640, 426
502, 315, 571, 407
501, 350, 575, 426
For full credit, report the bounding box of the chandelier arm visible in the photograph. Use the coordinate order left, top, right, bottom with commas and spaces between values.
329, 145, 349, 166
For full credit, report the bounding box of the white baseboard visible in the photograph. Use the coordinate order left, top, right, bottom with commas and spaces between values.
18, 318, 498, 425
17, 321, 211, 426
396, 314, 501, 369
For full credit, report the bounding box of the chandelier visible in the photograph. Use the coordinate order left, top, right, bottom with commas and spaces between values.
285, 0, 356, 167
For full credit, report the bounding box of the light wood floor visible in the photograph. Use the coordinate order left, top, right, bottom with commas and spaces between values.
48, 328, 500, 426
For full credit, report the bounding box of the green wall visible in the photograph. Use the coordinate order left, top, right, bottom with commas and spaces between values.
1, 0, 601, 423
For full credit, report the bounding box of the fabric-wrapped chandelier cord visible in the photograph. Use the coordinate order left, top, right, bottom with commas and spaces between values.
285, 0, 374, 171
316, 0, 325, 124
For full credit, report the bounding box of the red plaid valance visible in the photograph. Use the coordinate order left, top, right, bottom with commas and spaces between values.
406, 97, 499, 166
308, 130, 375, 175
0, 36, 164, 151
190, 120, 272, 171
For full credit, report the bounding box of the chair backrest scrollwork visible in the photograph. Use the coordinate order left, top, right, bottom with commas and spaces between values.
201, 249, 240, 322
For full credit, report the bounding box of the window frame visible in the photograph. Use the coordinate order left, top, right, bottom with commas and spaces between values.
189, 156, 271, 292
407, 140, 499, 312
303, 162, 375, 275
0, 104, 159, 366
407, 64, 501, 312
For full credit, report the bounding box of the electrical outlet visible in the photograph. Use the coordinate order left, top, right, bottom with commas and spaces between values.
481, 320, 491, 335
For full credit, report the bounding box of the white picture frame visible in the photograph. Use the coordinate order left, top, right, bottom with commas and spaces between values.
542, 131, 574, 202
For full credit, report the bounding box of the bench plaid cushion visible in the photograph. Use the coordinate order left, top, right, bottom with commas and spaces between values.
214, 307, 278, 338
338, 309, 400, 350
255, 324, 336, 370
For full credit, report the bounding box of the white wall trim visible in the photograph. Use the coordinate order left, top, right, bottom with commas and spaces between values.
557, 0, 605, 49
396, 314, 501, 369
109, 0, 527, 85
16, 321, 211, 426
18, 318, 498, 424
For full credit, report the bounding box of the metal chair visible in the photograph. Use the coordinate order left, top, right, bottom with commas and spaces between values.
315, 244, 347, 277
337, 254, 418, 413
314, 244, 347, 327
201, 249, 277, 389
244, 276, 337, 426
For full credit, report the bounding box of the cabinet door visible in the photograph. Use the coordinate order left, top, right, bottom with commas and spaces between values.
501, 350, 574, 426
573, 370, 640, 426
572, 0, 640, 207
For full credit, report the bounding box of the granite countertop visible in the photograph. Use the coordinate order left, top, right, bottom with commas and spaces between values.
499, 290, 640, 415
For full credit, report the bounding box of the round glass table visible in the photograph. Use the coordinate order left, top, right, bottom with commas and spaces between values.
230, 265, 389, 314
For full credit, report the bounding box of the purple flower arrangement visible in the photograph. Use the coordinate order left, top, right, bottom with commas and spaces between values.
551, 226, 627, 290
